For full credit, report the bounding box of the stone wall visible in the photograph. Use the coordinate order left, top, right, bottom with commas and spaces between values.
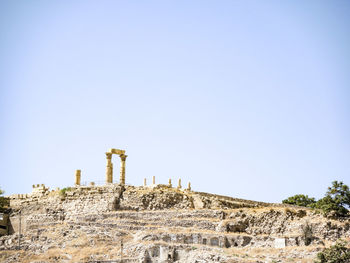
8, 184, 123, 234
2, 184, 350, 262
6, 183, 307, 235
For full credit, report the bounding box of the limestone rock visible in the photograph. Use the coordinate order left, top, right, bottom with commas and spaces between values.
1, 184, 349, 262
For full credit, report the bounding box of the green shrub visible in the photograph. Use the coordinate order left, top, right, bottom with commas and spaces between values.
315, 240, 350, 263
59, 187, 72, 196
282, 194, 316, 207
283, 181, 350, 218
0, 188, 9, 209
301, 221, 313, 246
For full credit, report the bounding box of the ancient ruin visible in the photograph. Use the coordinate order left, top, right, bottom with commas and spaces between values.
74, 169, 81, 186
0, 148, 349, 263
105, 148, 127, 185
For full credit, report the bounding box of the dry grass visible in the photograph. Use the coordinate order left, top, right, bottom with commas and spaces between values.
21, 246, 113, 263
5, 203, 348, 263
18, 233, 134, 263
223, 246, 321, 263
0, 250, 18, 261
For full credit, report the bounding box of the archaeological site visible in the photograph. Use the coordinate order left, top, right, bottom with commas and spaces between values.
0, 148, 349, 263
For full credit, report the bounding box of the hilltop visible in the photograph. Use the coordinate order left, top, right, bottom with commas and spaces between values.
0, 183, 349, 263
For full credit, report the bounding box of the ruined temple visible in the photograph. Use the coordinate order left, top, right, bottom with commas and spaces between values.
0, 148, 349, 263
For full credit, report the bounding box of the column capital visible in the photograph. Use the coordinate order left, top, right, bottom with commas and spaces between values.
106, 152, 112, 159
120, 154, 127, 161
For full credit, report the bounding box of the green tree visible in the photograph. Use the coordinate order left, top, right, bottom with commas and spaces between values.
313, 181, 350, 217
0, 187, 9, 209
315, 240, 350, 263
327, 181, 350, 208
282, 194, 316, 207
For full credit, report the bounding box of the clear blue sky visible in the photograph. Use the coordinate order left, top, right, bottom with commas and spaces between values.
0, 0, 349, 202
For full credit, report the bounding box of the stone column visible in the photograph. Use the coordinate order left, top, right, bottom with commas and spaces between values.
119, 154, 127, 185
106, 152, 113, 184
178, 179, 181, 189
152, 176, 155, 185
187, 182, 191, 191
144, 178, 147, 186
168, 179, 172, 187
75, 170, 81, 186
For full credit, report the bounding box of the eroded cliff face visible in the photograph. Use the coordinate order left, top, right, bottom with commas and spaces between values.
1, 184, 349, 263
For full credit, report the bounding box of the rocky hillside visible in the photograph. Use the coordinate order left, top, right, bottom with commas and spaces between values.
0, 184, 349, 262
